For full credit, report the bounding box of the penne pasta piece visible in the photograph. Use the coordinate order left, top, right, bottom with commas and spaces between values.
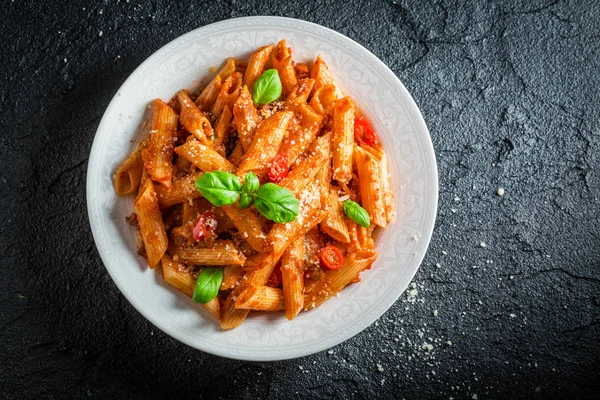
114, 136, 150, 195
212, 72, 243, 121
228, 142, 245, 166
269, 184, 325, 256
160, 255, 220, 320
331, 97, 355, 184
154, 171, 203, 208
168, 240, 246, 266
175, 138, 237, 173
271, 39, 297, 96
311, 55, 343, 99
233, 85, 260, 152
178, 90, 213, 145
221, 205, 270, 253
354, 146, 386, 228
195, 58, 236, 110
309, 85, 337, 116
221, 207, 323, 329
280, 132, 332, 196
236, 111, 294, 177
202, 297, 221, 320
281, 236, 305, 320
320, 188, 351, 243
135, 179, 168, 267
278, 103, 323, 167
220, 253, 277, 329
213, 105, 233, 156
234, 285, 285, 311
304, 253, 377, 309
379, 152, 394, 223
140, 99, 179, 188
161, 254, 196, 297
195, 74, 222, 111
283, 79, 315, 110
243, 45, 273, 91
174, 153, 192, 176
221, 265, 244, 290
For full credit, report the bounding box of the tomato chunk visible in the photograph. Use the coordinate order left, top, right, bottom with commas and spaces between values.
193, 211, 218, 242
268, 153, 289, 184
318, 246, 344, 270
354, 117, 378, 146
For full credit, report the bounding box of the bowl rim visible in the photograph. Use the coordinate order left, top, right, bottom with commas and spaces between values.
86, 15, 438, 361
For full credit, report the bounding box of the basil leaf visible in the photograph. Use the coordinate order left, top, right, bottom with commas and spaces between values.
192, 268, 223, 304
254, 183, 299, 223
241, 171, 259, 194
343, 200, 371, 228
238, 192, 254, 209
252, 69, 282, 105
195, 171, 241, 206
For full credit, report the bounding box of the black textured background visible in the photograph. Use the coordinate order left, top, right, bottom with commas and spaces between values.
1, 0, 599, 399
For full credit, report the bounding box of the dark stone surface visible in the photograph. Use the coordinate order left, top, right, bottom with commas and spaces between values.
1, 0, 599, 399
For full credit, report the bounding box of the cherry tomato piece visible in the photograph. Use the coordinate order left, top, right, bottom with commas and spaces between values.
193, 211, 218, 242
354, 117, 378, 146
318, 246, 344, 270
268, 153, 289, 184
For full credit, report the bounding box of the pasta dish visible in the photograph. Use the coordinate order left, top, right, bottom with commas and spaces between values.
113, 40, 394, 329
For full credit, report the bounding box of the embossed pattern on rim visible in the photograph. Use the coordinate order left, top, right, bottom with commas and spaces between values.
86, 16, 438, 361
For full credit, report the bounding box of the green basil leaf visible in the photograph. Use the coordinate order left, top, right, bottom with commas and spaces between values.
254, 183, 299, 223
252, 69, 282, 105
343, 200, 371, 228
238, 192, 254, 209
195, 171, 241, 206
192, 268, 223, 304
241, 171, 259, 194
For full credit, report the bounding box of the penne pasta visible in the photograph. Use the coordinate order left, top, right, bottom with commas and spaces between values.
331, 97, 355, 184
304, 253, 377, 309
195, 58, 236, 110
320, 188, 351, 243
311, 55, 343, 99
271, 39, 297, 96
309, 84, 337, 116
281, 236, 305, 320
168, 240, 246, 266
155, 171, 203, 208
114, 136, 150, 195
236, 111, 294, 177
161, 254, 196, 297
175, 138, 237, 173
161, 255, 220, 320
178, 90, 213, 145
243, 45, 273, 91
233, 85, 260, 153
221, 205, 270, 253
354, 145, 386, 228
278, 103, 323, 167
269, 184, 325, 256
234, 285, 285, 311
221, 265, 244, 290
279, 132, 332, 196
134, 179, 169, 267
211, 72, 243, 121
195, 74, 222, 111
228, 142, 245, 166
283, 78, 315, 110
116, 41, 394, 330
213, 105, 233, 156
140, 99, 179, 188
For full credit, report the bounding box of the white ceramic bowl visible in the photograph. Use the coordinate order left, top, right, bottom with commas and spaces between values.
86, 16, 438, 361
